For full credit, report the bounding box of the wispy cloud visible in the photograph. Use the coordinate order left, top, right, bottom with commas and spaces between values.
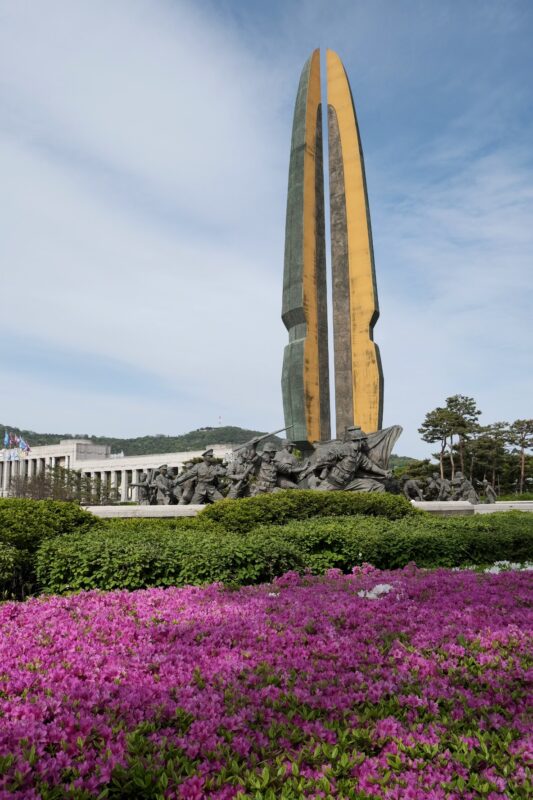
1, 0, 532, 454
375, 107, 533, 445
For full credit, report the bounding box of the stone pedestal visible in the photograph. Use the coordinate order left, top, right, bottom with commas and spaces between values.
474, 501, 533, 514
411, 501, 475, 516
85, 505, 204, 518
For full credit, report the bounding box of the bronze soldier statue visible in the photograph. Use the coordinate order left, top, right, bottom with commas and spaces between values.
401, 475, 424, 501
175, 450, 226, 504
274, 440, 307, 489
423, 472, 451, 501
481, 478, 497, 504
275, 440, 300, 467
451, 471, 479, 504
438, 476, 452, 501
424, 472, 441, 500
129, 472, 151, 504
225, 439, 261, 499
175, 460, 195, 505
316, 427, 391, 492
152, 465, 173, 505
225, 428, 294, 499
250, 442, 307, 495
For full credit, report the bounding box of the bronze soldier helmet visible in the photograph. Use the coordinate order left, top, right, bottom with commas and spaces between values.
344, 426, 367, 442
262, 442, 277, 453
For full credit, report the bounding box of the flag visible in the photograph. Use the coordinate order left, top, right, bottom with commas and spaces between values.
3, 431, 8, 448
19, 437, 30, 453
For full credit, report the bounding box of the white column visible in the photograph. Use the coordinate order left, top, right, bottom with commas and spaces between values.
120, 470, 129, 502
110, 471, 118, 502
90, 471, 97, 504
131, 469, 139, 502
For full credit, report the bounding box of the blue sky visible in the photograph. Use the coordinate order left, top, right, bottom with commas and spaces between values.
1, 0, 532, 456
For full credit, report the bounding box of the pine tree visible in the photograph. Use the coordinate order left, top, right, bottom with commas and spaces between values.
508, 419, 533, 493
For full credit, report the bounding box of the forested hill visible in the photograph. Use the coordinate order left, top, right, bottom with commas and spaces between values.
1, 423, 416, 463
0, 425, 271, 456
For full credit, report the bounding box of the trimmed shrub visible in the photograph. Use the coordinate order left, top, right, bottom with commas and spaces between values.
0, 542, 23, 598
35, 511, 533, 594
0, 498, 97, 551
261, 511, 533, 572
36, 527, 303, 594
98, 516, 225, 535
199, 489, 416, 533
0, 498, 98, 597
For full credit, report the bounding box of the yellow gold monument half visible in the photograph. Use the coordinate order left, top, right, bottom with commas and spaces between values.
326, 49, 383, 435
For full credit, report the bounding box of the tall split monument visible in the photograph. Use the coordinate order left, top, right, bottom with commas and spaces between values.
282, 49, 383, 451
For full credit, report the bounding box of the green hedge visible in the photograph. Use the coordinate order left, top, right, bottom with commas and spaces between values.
36, 527, 302, 594
0, 498, 98, 597
0, 542, 24, 598
0, 498, 97, 551
97, 516, 225, 535
260, 511, 533, 573
35, 511, 533, 594
199, 490, 416, 533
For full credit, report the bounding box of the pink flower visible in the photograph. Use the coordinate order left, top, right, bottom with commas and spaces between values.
0, 569, 530, 797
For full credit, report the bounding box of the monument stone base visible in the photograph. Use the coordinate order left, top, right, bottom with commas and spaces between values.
85, 505, 204, 518
473, 501, 533, 514
411, 501, 475, 516
85, 500, 533, 519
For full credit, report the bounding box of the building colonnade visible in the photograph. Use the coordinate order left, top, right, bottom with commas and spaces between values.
0, 458, 145, 502
0, 440, 230, 501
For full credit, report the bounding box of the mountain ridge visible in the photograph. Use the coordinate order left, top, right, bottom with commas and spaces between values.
1, 423, 417, 467
1, 424, 270, 456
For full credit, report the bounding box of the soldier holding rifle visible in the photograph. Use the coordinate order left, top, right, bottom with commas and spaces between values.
226, 427, 291, 499
174, 449, 226, 504
128, 472, 151, 504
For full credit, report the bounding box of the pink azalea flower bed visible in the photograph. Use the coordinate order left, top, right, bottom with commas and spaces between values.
0, 567, 531, 799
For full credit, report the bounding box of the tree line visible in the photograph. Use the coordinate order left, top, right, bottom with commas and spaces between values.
416, 395, 532, 494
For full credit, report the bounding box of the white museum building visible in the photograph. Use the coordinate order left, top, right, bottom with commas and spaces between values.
0, 439, 230, 500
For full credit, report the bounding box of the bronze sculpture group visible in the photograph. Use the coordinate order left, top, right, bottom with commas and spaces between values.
130, 424, 403, 505
400, 471, 498, 505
